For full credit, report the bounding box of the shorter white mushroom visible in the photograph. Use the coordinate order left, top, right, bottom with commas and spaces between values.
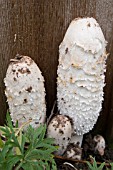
47, 115, 73, 155
93, 135, 105, 156
4, 55, 46, 128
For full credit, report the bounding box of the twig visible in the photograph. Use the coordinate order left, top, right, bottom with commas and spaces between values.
47, 100, 56, 125
54, 155, 111, 167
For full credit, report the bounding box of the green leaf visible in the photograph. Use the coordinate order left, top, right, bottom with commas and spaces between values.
22, 161, 44, 170
98, 162, 105, 170
6, 111, 13, 130
26, 124, 45, 144
37, 124, 46, 142
44, 161, 50, 170
25, 149, 46, 160
7, 155, 23, 169
21, 134, 26, 154
0, 126, 10, 136
15, 161, 24, 170
51, 159, 57, 170
110, 163, 113, 170
106, 168, 110, 170
15, 131, 23, 155
22, 162, 34, 170
86, 161, 93, 170
42, 137, 55, 144
10, 131, 22, 153
34, 141, 58, 152
93, 157, 98, 169
15, 120, 19, 128
1, 144, 10, 158
0, 116, 57, 170
0, 137, 4, 148
33, 161, 45, 170
0, 152, 4, 164
0, 162, 11, 170
87, 157, 105, 170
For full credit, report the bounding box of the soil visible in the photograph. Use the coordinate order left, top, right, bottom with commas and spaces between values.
55, 133, 113, 170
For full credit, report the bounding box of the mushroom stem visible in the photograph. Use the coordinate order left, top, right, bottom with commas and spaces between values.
70, 134, 83, 147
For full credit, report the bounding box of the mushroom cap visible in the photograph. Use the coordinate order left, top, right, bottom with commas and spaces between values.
93, 135, 105, 156
47, 114, 73, 155
4, 55, 46, 128
62, 17, 106, 54
57, 17, 107, 135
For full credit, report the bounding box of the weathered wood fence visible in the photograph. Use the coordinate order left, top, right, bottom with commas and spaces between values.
0, 0, 113, 145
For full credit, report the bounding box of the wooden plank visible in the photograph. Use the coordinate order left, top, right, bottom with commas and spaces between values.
0, 0, 113, 143
94, 0, 113, 141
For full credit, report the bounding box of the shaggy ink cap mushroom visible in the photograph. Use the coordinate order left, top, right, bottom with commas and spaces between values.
57, 17, 108, 136
4, 55, 46, 128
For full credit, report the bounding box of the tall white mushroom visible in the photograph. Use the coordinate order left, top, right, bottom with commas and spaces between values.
4, 55, 46, 128
57, 17, 108, 146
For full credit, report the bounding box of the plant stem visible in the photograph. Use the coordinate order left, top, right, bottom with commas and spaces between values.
16, 161, 23, 170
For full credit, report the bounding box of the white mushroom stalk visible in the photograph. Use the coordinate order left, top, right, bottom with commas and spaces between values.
57, 17, 108, 146
4, 55, 46, 128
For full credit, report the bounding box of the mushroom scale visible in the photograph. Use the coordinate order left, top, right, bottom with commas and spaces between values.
57, 17, 108, 135
4, 55, 46, 128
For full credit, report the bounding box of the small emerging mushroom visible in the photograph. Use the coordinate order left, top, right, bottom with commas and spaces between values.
57, 17, 108, 147
47, 114, 73, 155
64, 143, 82, 160
93, 135, 105, 156
4, 55, 46, 128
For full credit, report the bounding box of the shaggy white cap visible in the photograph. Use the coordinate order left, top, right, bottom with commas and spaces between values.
57, 17, 108, 135
4, 55, 46, 128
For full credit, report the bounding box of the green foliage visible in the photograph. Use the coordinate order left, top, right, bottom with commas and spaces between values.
87, 156, 113, 170
110, 163, 113, 170
106, 163, 113, 170
0, 112, 58, 170
86, 156, 105, 170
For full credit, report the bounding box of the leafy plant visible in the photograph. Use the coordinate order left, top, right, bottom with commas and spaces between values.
0, 112, 58, 170
106, 163, 113, 170
86, 156, 105, 170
